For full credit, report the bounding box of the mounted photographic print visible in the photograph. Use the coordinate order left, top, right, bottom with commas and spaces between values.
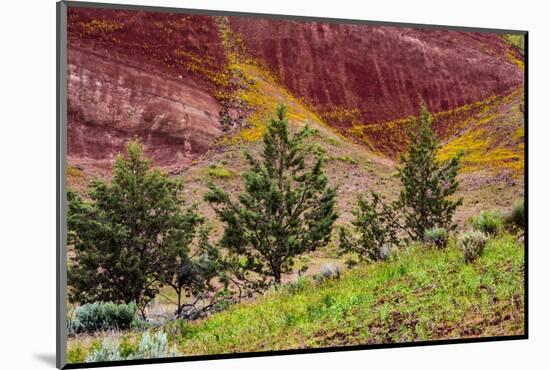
56, 1, 527, 368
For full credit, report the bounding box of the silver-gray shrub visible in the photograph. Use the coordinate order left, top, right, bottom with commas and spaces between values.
84, 331, 180, 363
424, 227, 449, 249
128, 331, 180, 360
320, 264, 341, 280
459, 230, 488, 263
85, 339, 122, 363
70, 301, 137, 333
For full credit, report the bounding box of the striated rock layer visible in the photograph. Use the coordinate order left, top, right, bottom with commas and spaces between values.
229, 18, 524, 127
67, 8, 227, 171
67, 48, 222, 169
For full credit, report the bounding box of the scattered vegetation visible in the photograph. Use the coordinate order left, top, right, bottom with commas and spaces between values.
321, 106, 361, 125
68, 231, 524, 360
437, 90, 525, 177
347, 93, 498, 156
502, 34, 525, 54
66, 165, 83, 178
80, 18, 123, 35
346, 89, 524, 179
501, 34, 525, 68
317, 134, 342, 147
340, 102, 462, 266
156, 233, 521, 354
66, 101, 525, 363
330, 155, 357, 165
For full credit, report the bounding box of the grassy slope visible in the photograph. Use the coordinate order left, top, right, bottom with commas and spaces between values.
67, 233, 524, 361
162, 234, 523, 355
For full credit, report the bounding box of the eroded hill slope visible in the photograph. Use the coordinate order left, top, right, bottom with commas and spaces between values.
229, 18, 524, 154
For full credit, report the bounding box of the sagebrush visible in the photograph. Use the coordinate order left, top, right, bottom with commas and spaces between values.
424, 227, 449, 249
69, 302, 137, 333
459, 230, 488, 263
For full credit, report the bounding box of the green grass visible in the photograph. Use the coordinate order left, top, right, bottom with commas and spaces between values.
502, 34, 525, 53
67, 342, 87, 363
329, 155, 357, 165
67, 234, 524, 361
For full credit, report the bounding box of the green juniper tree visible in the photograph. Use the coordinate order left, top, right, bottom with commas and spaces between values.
206, 103, 338, 286
395, 101, 463, 241
339, 191, 400, 264
67, 141, 204, 318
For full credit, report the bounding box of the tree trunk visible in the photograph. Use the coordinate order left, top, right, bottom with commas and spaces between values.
176, 288, 182, 316
273, 264, 282, 285
138, 304, 147, 320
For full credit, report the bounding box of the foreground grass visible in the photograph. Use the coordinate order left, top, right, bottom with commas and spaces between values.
68, 234, 524, 362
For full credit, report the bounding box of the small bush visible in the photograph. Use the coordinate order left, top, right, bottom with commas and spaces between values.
69, 302, 137, 333
67, 342, 87, 364
424, 227, 449, 249
379, 243, 390, 261
85, 339, 122, 363
320, 264, 341, 280
471, 211, 502, 236
128, 331, 180, 360
130, 318, 153, 331
504, 200, 525, 231
285, 276, 310, 294
206, 164, 235, 179
338, 192, 399, 264
459, 230, 488, 263
118, 335, 139, 359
